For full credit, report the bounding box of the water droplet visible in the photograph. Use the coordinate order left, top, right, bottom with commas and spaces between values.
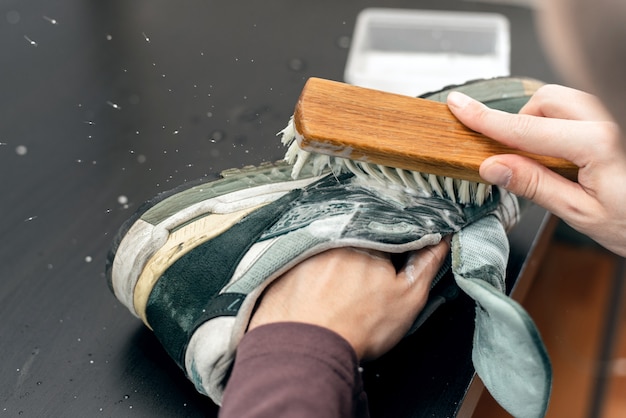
15, 145, 27, 155
85, 256, 92, 263
24, 35, 38, 47
106, 101, 121, 110
336, 35, 351, 49
106, 34, 113, 41
209, 130, 225, 143
137, 154, 147, 164
206, 111, 213, 118
47, 264, 53, 269
288, 58, 305, 72
117, 195, 128, 205
43, 15, 58, 25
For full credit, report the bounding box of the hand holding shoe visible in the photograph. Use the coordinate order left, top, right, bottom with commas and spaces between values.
249, 241, 450, 360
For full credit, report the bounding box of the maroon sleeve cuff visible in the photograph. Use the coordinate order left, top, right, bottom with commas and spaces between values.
220, 322, 368, 418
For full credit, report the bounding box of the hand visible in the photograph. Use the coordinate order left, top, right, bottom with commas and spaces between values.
248, 240, 450, 360
447, 85, 626, 257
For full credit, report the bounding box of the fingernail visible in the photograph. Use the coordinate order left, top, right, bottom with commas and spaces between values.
481, 161, 513, 187
447, 91, 473, 109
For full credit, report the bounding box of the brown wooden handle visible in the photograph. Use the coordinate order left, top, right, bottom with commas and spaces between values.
294, 77, 578, 183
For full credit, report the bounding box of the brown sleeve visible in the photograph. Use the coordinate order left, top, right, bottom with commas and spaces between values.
219, 322, 369, 418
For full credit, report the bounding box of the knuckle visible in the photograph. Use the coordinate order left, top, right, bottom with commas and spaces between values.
473, 103, 495, 126
525, 84, 552, 107
532, 84, 560, 110
512, 166, 541, 201
523, 84, 567, 116
467, 105, 504, 138
535, 84, 562, 98
599, 121, 621, 147
587, 121, 622, 159
506, 114, 534, 141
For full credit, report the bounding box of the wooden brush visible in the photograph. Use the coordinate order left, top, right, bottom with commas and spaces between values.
291, 77, 578, 184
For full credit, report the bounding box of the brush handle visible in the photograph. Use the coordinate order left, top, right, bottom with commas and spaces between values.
293, 77, 578, 183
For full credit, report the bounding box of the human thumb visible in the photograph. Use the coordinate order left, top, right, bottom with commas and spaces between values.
479, 154, 575, 209
478, 158, 513, 188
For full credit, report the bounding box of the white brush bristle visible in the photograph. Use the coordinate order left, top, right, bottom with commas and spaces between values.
278, 116, 491, 206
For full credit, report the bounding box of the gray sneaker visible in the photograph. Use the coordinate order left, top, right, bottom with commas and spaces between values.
106, 77, 550, 417
106, 159, 507, 396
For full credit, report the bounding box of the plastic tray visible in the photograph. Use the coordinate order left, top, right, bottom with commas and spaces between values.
344, 8, 510, 96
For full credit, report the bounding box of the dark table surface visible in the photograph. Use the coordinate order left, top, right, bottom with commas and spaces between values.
1, 1, 559, 416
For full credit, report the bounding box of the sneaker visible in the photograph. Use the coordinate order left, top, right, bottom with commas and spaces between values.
105, 77, 543, 412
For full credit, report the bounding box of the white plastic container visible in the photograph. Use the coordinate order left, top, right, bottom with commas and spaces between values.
344, 8, 510, 96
